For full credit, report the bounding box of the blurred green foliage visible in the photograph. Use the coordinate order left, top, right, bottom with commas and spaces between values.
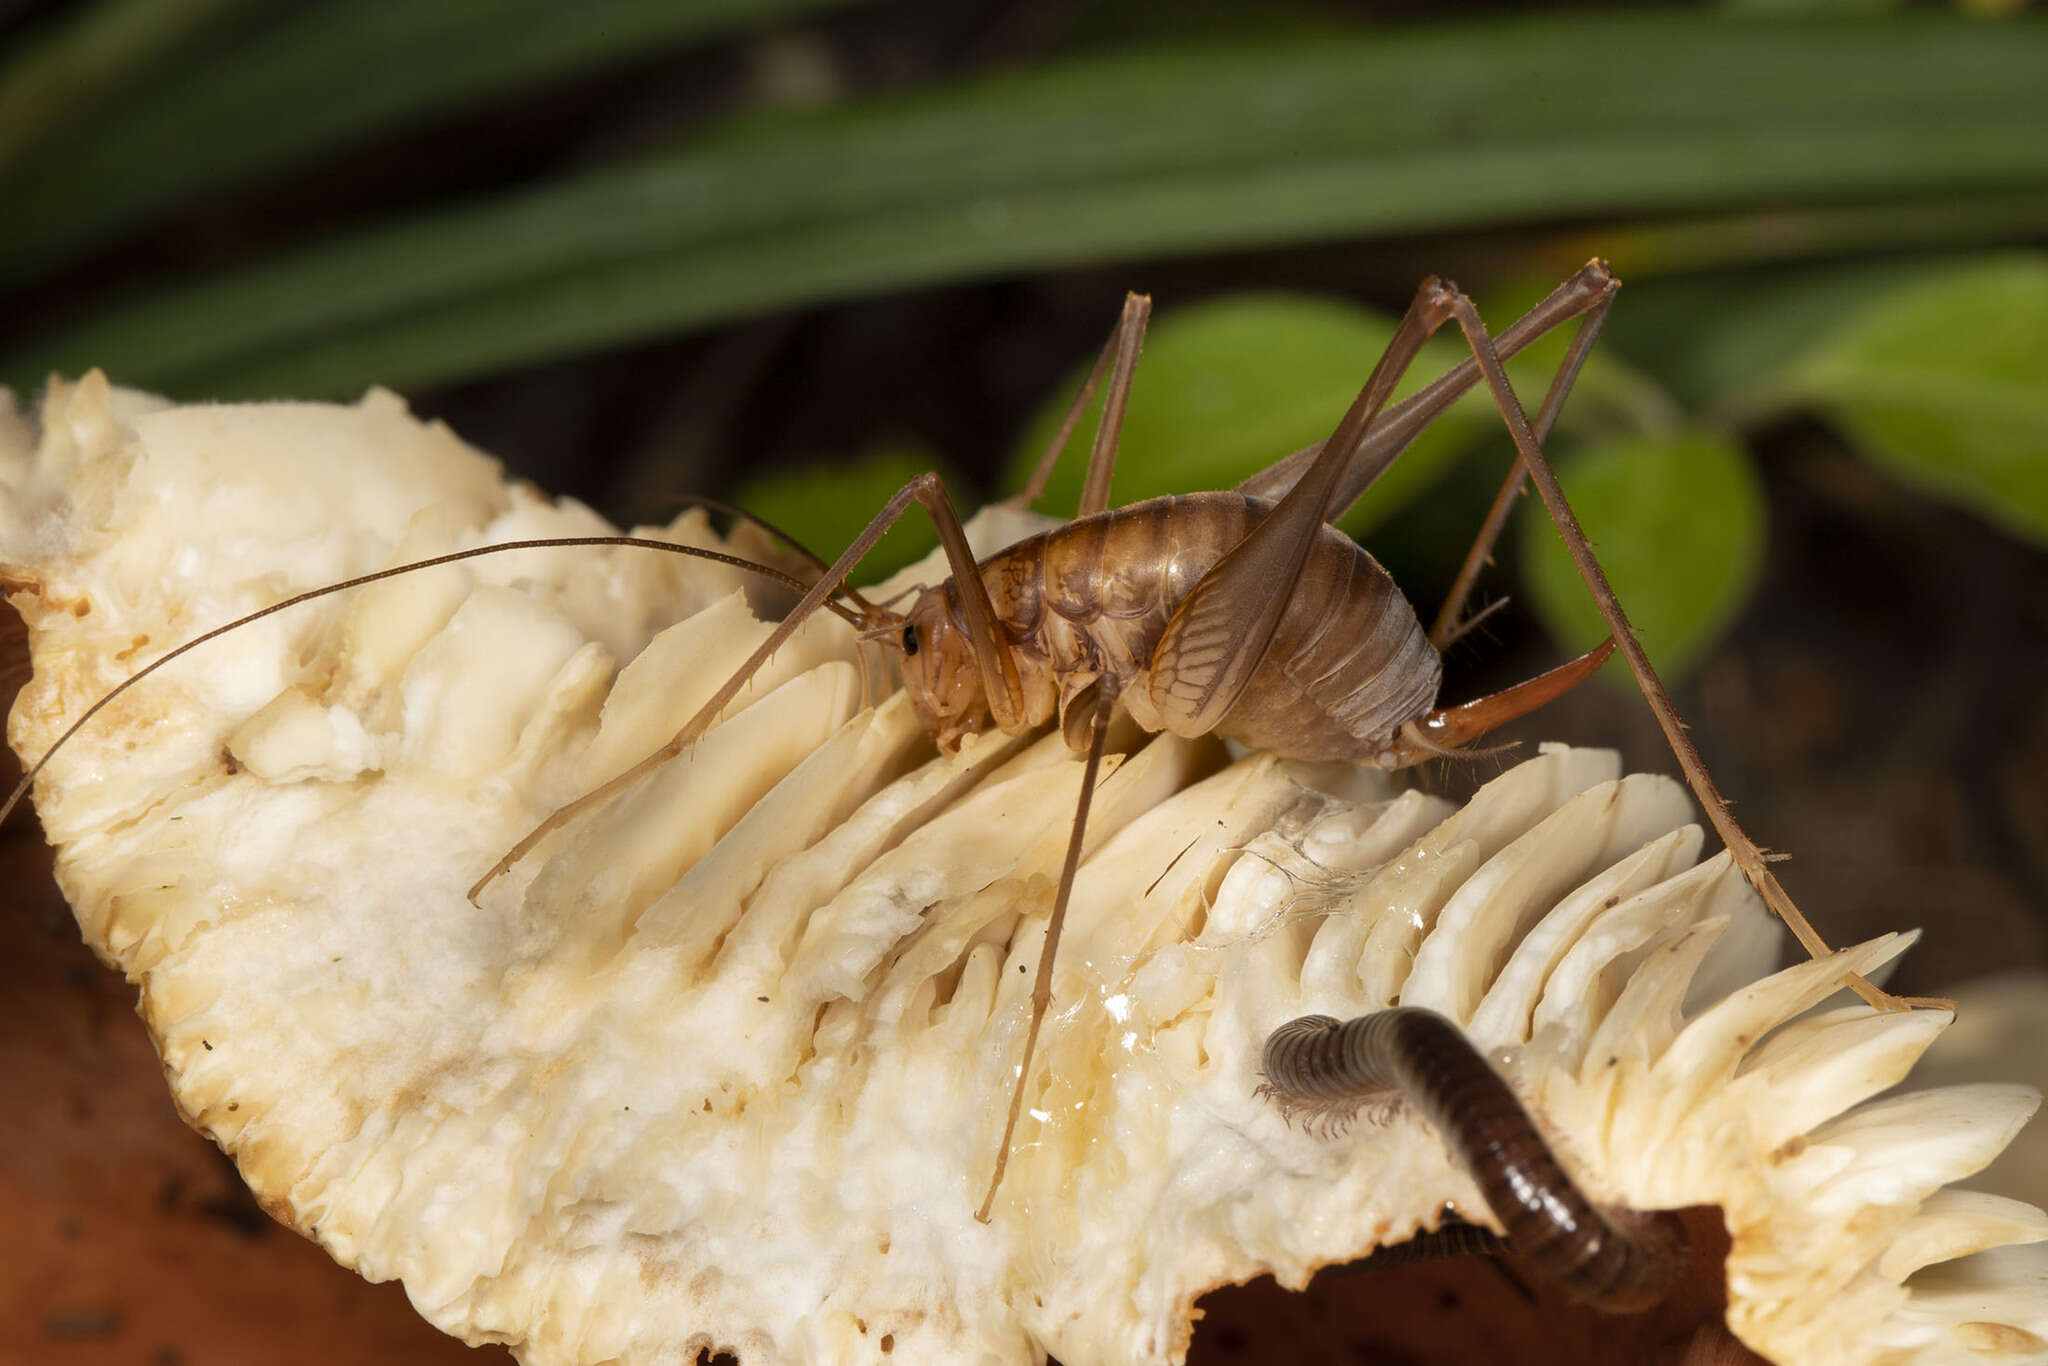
1779, 256, 2048, 544
0, 0, 2043, 674
0, 0, 868, 282
1519, 431, 1767, 681
728, 445, 949, 584
8, 11, 2048, 399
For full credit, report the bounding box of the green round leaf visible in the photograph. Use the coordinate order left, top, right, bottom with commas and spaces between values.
1519, 430, 1765, 681
1783, 254, 2048, 544
727, 446, 949, 585
1005, 292, 1486, 536
1478, 275, 1685, 442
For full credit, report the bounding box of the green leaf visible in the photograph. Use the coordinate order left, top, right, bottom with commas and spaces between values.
1005, 293, 1483, 535
1777, 254, 2048, 544
10, 12, 2048, 399
727, 447, 949, 585
0, 0, 870, 282
0, 0, 256, 182
1519, 430, 1766, 680
1599, 257, 1959, 414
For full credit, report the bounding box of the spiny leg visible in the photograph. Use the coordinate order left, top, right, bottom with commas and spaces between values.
469, 471, 1031, 903
1009, 292, 1152, 514
976, 677, 1118, 1223
1428, 283, 1617, 651
1426, 279, 1940, 1013
1237, 260, 1618, 519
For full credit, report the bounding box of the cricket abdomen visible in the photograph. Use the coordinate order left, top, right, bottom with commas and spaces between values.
1209, 513, 1442, 764
967, 492, 1440, 764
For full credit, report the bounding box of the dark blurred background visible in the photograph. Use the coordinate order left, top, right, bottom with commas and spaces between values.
2, 1, 2045, 1362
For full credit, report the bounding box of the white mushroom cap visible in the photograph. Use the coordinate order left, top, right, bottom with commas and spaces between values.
4, 375, 2044, 1365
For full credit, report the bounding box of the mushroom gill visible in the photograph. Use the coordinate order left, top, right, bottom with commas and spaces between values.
3, 374, 2044, 1366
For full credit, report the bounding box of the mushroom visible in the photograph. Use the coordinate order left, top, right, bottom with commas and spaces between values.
4, 374, 2044, 1365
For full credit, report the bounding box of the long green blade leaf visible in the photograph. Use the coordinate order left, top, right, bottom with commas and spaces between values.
0, 0, 867, 282
0, 0, 255, 181
11, 12, 2048, 399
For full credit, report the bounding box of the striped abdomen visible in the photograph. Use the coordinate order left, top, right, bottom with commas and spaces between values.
967, 492, 1440, 763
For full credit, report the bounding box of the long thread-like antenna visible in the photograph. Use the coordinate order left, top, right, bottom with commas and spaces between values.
2, 534, 875, 826
668, 494, 885, 617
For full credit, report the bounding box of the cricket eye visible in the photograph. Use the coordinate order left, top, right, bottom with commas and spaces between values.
902, 624, 919, 657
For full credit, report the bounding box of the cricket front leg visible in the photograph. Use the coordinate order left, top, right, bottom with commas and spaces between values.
976, 677, 1117, 1223
469, 473, 1032, 904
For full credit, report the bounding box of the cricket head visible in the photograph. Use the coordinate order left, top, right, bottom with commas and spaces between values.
890, 585, 988, 755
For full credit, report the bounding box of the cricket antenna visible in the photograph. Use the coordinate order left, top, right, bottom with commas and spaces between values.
0, 534, 868, 828
669, 494, 886, 618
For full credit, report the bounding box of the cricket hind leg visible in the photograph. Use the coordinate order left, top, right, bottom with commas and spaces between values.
1421, 276, 1942, 1013
1142, 268, 1621, 753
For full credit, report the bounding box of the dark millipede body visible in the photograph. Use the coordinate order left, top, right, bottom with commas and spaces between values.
1261, 1008, 1686, 1313
1350, 1214, 1511, 1270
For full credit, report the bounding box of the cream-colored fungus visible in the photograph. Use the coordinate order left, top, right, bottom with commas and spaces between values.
4, 375, 2044, 1365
